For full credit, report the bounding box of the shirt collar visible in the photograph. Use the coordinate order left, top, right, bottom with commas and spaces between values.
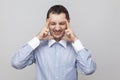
48, 39, 67, 48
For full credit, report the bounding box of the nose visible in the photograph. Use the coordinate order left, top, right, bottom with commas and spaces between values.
55, 24, 61, 31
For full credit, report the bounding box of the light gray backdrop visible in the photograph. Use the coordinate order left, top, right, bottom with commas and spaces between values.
0, 0, 120, 80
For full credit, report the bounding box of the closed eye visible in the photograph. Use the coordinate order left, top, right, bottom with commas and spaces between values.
59, 22, 66, 25
50, 22, 56, 25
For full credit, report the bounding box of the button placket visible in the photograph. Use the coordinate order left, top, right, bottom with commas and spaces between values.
55, 43, 60, 79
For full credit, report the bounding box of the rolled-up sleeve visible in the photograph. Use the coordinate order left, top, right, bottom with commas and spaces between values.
72, 39, 96, 75
11, 37, 40, 69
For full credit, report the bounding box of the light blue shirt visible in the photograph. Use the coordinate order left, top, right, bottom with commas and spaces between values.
11, 37, 96, 80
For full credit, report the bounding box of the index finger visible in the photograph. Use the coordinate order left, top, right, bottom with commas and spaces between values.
45, 19, 50, 29
65, 20, 70, 29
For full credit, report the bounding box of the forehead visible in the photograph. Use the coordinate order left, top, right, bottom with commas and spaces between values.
49, 13, 66, 22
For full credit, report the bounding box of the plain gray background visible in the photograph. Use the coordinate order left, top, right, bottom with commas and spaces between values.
0, 0, 120, 80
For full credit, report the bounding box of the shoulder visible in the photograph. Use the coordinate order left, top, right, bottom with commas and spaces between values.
37, 40, 48, 48
66, 41, 74, 49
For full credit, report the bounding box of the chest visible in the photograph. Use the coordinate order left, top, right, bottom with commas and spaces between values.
35, 44, 76, 68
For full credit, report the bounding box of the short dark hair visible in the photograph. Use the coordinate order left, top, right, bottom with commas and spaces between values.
46, 5, 70, 20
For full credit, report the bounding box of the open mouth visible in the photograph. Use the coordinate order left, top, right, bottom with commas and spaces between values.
53, 29, 62, 35
54, 31, 62, 35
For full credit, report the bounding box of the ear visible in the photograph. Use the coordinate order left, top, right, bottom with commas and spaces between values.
46, 19, 49, 22
68, 20, 70, 23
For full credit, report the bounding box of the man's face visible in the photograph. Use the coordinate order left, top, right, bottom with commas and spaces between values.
48, 13, 68, 41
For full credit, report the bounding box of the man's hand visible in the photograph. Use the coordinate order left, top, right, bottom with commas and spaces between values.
37, 20, 53, 40
62, 20, 78, 43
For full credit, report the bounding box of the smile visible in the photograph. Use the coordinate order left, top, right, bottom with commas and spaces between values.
54, 31, 62, 35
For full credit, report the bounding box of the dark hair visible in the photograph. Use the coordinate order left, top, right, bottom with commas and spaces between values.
46, 5, 70, 20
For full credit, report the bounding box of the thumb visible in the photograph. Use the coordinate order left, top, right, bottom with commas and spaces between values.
48, 35, 54, 40
62, 35, 67, 41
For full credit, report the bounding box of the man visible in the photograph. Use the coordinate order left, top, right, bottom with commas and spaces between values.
11, 5, 96, 80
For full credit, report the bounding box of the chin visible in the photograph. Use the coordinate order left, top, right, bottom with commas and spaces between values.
53, 35, 63, 40
54, 36, 61, 39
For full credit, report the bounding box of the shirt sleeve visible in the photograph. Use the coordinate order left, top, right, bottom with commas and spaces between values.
28, 37, 40, 49
72, 39, 84, 52
11, 37, 40, 69
72, 39, 96, 75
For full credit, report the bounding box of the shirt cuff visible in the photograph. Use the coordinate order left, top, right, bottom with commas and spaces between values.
72, 39, 84, 52
28, 37, 40, 49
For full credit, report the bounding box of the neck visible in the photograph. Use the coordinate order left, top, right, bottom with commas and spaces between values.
54, 38, 61, 42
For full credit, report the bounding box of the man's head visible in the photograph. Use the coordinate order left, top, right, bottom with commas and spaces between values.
46, 5, 70, 41
46, 5, 70, 21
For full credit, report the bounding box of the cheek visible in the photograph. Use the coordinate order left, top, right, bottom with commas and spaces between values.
49, 26, 54, 31
62, 26, 67, 30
